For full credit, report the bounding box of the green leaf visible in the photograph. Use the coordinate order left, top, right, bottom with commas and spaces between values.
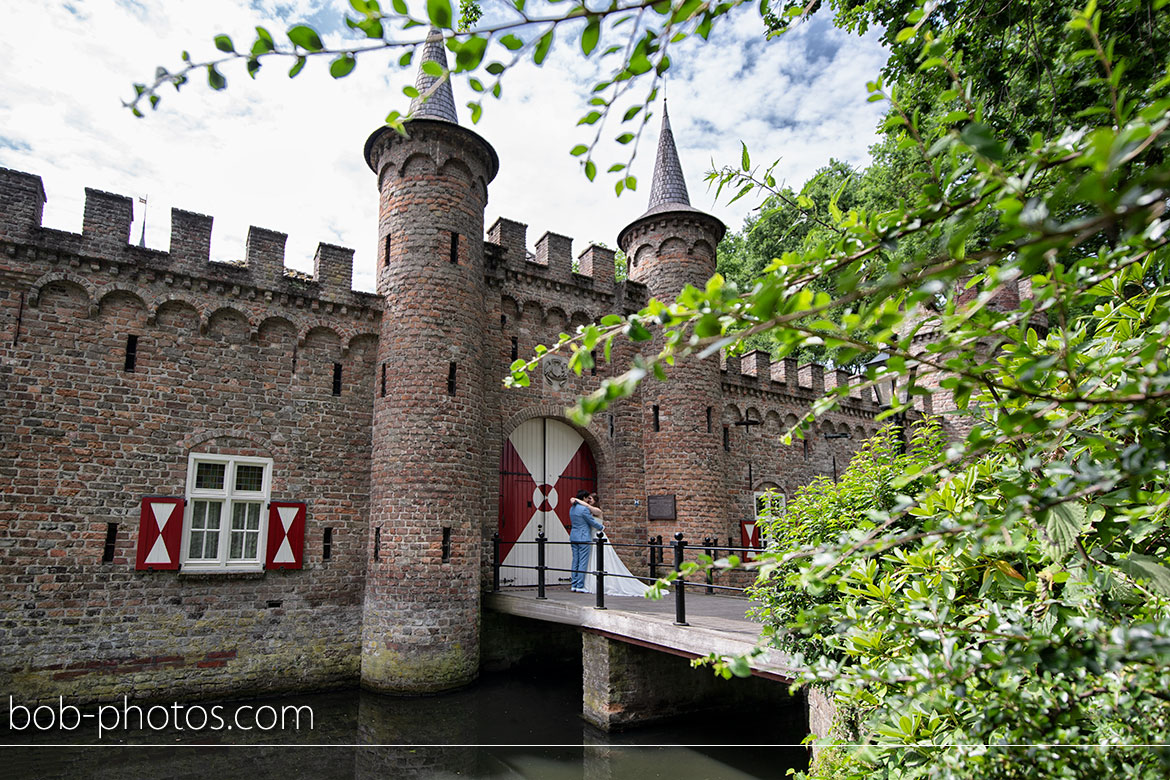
403, 85, 420, 98
570, 144, 589, 156
534, 29, 554, 65
740, 141, 750, 171
453, 35, 487, 72
214, 34, 235, 53
206, 64, 226, 90
500, 34, 524, 51
616, 133, 634, 144
289, 56, 306, 78
1042, 502, 1089, 558
960, 122, 1004, 161
426, 0, 453, 29
392, 0, 408, 12
422, 60, 444, 77
288, 25, 323, 52
581, 17, 600, 56
584, 159, 597, 181
727, 655, 752, 678
468, 101, 482, 123
329, 54, 356, 79
1114, 555, 1170, 597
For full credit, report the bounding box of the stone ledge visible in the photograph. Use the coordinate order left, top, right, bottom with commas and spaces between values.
483, 590, 798, 681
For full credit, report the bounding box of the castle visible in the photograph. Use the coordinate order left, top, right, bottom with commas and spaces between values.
0, 31, 889, 704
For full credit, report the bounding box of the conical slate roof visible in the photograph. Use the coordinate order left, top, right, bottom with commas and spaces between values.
643, 103, 693, 215
409, 28, 458, 124
617, 101, 725, 251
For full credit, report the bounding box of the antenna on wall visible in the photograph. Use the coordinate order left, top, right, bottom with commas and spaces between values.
137, 195, 148, 248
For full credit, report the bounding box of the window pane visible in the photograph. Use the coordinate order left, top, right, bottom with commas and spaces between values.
235, 464, 264, 492
195, 462, 226, 490
229, 503, 262, 561
190, 500, 222, 559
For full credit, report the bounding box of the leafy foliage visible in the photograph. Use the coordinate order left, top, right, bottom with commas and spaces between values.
748, 420, 947, 658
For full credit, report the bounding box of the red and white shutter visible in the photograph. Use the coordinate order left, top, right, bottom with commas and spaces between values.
266, 502, 306, 570
135, 496, 184, 571
741, 519, 761, 558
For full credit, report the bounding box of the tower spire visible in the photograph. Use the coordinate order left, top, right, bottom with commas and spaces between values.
409, 27, 459, 124
644, 101, 691, 214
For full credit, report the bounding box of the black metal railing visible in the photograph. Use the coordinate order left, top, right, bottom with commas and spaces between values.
490, 528, 763, 626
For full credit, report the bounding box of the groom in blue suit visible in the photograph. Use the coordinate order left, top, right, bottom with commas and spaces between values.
569, 490, 604, 592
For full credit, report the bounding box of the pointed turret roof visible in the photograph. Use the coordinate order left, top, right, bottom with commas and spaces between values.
409, 28, 459, 124
617, 101, 724, 252
644, 103, 691, 214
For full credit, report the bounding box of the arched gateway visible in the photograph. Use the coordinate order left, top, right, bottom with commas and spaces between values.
498, 418, 596, 586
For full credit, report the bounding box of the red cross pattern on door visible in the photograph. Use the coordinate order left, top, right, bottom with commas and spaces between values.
498, 418, 596, 586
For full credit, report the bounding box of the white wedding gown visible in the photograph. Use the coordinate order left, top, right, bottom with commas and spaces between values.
582, 534, 651, 597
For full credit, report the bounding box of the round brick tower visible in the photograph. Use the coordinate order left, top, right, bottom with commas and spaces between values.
618, 104, 727, 543
360, 29, 499, 693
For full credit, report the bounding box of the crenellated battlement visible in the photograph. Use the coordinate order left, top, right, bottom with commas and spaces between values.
0, 168, 368, 306
722, 348, 880, 415
485, 215, 647, 312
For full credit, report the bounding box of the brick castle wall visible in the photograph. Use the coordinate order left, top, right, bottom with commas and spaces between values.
0, 168, 376, 704
1, 155, 909, 705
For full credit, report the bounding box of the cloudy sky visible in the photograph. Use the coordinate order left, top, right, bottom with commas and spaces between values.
0, 1, 887, 292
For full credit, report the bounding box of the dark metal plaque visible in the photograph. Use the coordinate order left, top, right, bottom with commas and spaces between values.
647, 494, 676, 521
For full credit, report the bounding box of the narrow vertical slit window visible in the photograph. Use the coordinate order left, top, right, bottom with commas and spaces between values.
383, 234, 392, 267
380, 362, 387, 398
102, 523, 118, 563
706, 406, 712, 434
447, 362, 457, 396
332, 363, 343, 396
510, 337, 518, 361
652, 405, 660, 432
374, 526, 381, 562
124, 335, 138, 372
590, 350, 597, 376
449, 232, 459, 264
441, 527, 452, 563
608, 414, 614, 439
723, 425, 730, 452
323, 527, 333, 560
500, 314, 507, 328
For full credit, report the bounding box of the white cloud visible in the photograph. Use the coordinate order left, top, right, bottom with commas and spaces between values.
0, 2, 887, 293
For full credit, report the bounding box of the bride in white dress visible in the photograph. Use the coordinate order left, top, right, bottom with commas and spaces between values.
571, 496, 650, 598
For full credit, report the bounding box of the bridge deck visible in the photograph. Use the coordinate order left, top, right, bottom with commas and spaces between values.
484, 586, 797, 681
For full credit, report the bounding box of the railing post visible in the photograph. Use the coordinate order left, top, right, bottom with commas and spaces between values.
648, 536, 657, 580
536, 524, 547, 599
673, 532, 688, 626
658, 535, 665, 565
594, 532, 607, 610
491, 532, 500, 592
704, 536, 714, 595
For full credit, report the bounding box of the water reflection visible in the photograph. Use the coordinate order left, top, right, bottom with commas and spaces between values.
2, 664, 808, 778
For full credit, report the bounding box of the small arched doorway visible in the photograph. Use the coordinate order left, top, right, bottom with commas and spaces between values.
498, 417, 597, 586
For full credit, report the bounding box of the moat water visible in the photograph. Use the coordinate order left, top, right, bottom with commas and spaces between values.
2, 662, 809, 778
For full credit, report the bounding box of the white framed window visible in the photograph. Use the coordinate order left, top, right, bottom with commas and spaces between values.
753, 488, 786, 548
181, 453, 273, 572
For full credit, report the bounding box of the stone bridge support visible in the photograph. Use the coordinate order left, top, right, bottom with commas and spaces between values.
580, 630, 800, 732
